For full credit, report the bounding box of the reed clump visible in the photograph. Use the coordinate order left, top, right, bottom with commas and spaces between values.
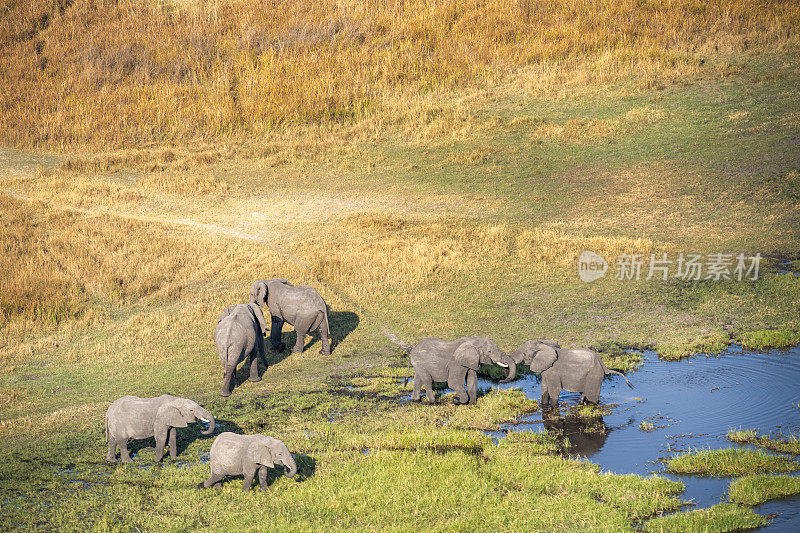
2, 0, 798, 148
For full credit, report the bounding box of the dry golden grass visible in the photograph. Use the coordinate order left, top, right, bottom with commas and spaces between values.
531, 106, 668, 142
1, 0, 797, 148
0, 194, 304, 338
297, 213, 653, 304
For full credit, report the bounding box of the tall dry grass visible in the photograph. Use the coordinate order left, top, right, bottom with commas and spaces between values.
1, 0, 797, 148
0, 195, 301, 337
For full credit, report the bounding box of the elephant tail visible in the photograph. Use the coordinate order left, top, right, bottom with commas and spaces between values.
603, 364, 634, 389
379, 327, 415, 386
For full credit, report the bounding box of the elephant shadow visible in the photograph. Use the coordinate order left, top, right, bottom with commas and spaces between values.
128, 418, 243, 461
265, 310, 360, 366
542, 410, 610, 458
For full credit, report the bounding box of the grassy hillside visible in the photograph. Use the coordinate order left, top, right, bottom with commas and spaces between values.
1, 0, 799, 531
1, 0, 798, 147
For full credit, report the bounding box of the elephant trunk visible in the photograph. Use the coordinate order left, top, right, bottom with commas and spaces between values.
499, 358, 516, 383
196, 407, 215, 435
284, 456, 297, 478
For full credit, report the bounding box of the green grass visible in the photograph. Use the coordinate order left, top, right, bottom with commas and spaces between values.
736, 329, 800, 351
640, 421, 656, 432
667, 448, 800, 477
643, 503, 768, 532
727, 429, 800, 455
728, 474, 800, 506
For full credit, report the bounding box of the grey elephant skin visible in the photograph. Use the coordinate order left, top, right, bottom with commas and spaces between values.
409, 336, 516, 405
511, 340, 633, 408
105, 395, 214, 463
250, 279, 331, 355
214, 303, 269, 397
200, 432, 297, 491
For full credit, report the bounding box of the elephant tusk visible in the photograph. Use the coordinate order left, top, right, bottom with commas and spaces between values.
496, 362, 509, 368
198, 417, 209, 423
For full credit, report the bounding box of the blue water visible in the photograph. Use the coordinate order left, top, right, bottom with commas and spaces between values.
478, 345, 800, 531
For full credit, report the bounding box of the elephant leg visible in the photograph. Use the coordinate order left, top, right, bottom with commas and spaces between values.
258, 466, 270, 491
548, 384, 562, 409
202, 472, 226, 489
269, 316, 286, 352
292, 317, 313, 353
257, 336, 269, 370
416, 369, 435, 403
221, 364, 237, 397
106, 437, 118, 463
447, 366, 469, 405
466, 369, 478, 405
248, 350, 261, 382
119, 439, 133, 463
584, 378, 602, 404
242, 472, 255, 492
317, 322, 331, 356
168, 427, 178, 460
411, 371, 422, 401
155, 429, 168, 462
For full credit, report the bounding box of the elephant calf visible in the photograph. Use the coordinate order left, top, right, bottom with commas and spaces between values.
105, 394, 214, 463
409, 336, 516, 405
511, 340, 633, 408
199, 432, 297, 491
214, 303, 269, 397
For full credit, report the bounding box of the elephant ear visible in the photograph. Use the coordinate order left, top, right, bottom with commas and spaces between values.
217, 305, 237, 323
453, 342, 480, 371
529, 344, 558, 374
250, 281, 268, 306
248, 440, 274, 468
156, 404, 188, 429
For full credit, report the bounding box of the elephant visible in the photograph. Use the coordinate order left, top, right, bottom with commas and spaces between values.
409, 336, 517, 405
214, 303, 269, 397
511, 340, 633, 408
105, 394, 214, 463
199, 432, 297, 491
250, 279, 331, 355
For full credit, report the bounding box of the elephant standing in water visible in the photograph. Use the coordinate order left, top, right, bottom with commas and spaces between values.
250, 279, 331, 355
409, 336, 516, 405
199, 432, 297, 491
511, 340, 633, 408
105, 395, 214, 463
214, 303, 269, 397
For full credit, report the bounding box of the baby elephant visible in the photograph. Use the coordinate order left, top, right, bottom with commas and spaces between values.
214, 303, 269, 397
199, 432, 297, 491
105, 394, 214, 463
511, 340, 633, 409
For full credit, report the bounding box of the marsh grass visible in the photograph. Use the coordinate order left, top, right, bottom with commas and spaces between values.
667, 448, 800, 477
728, 474, 800, 506
727, 429, 800, 455
643, 503, 768, 532
448, 388, 538, 430
640, 421, 656, 432
736, 329, 800, 351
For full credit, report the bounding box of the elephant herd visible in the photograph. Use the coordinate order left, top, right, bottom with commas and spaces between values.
104, 277, 632, 490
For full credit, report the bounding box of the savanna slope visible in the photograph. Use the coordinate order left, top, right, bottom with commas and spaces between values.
2, 0, 800, 531
1, 0, 798, 147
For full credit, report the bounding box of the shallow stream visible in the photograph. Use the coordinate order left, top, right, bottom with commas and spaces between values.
478, 345, 800, 531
